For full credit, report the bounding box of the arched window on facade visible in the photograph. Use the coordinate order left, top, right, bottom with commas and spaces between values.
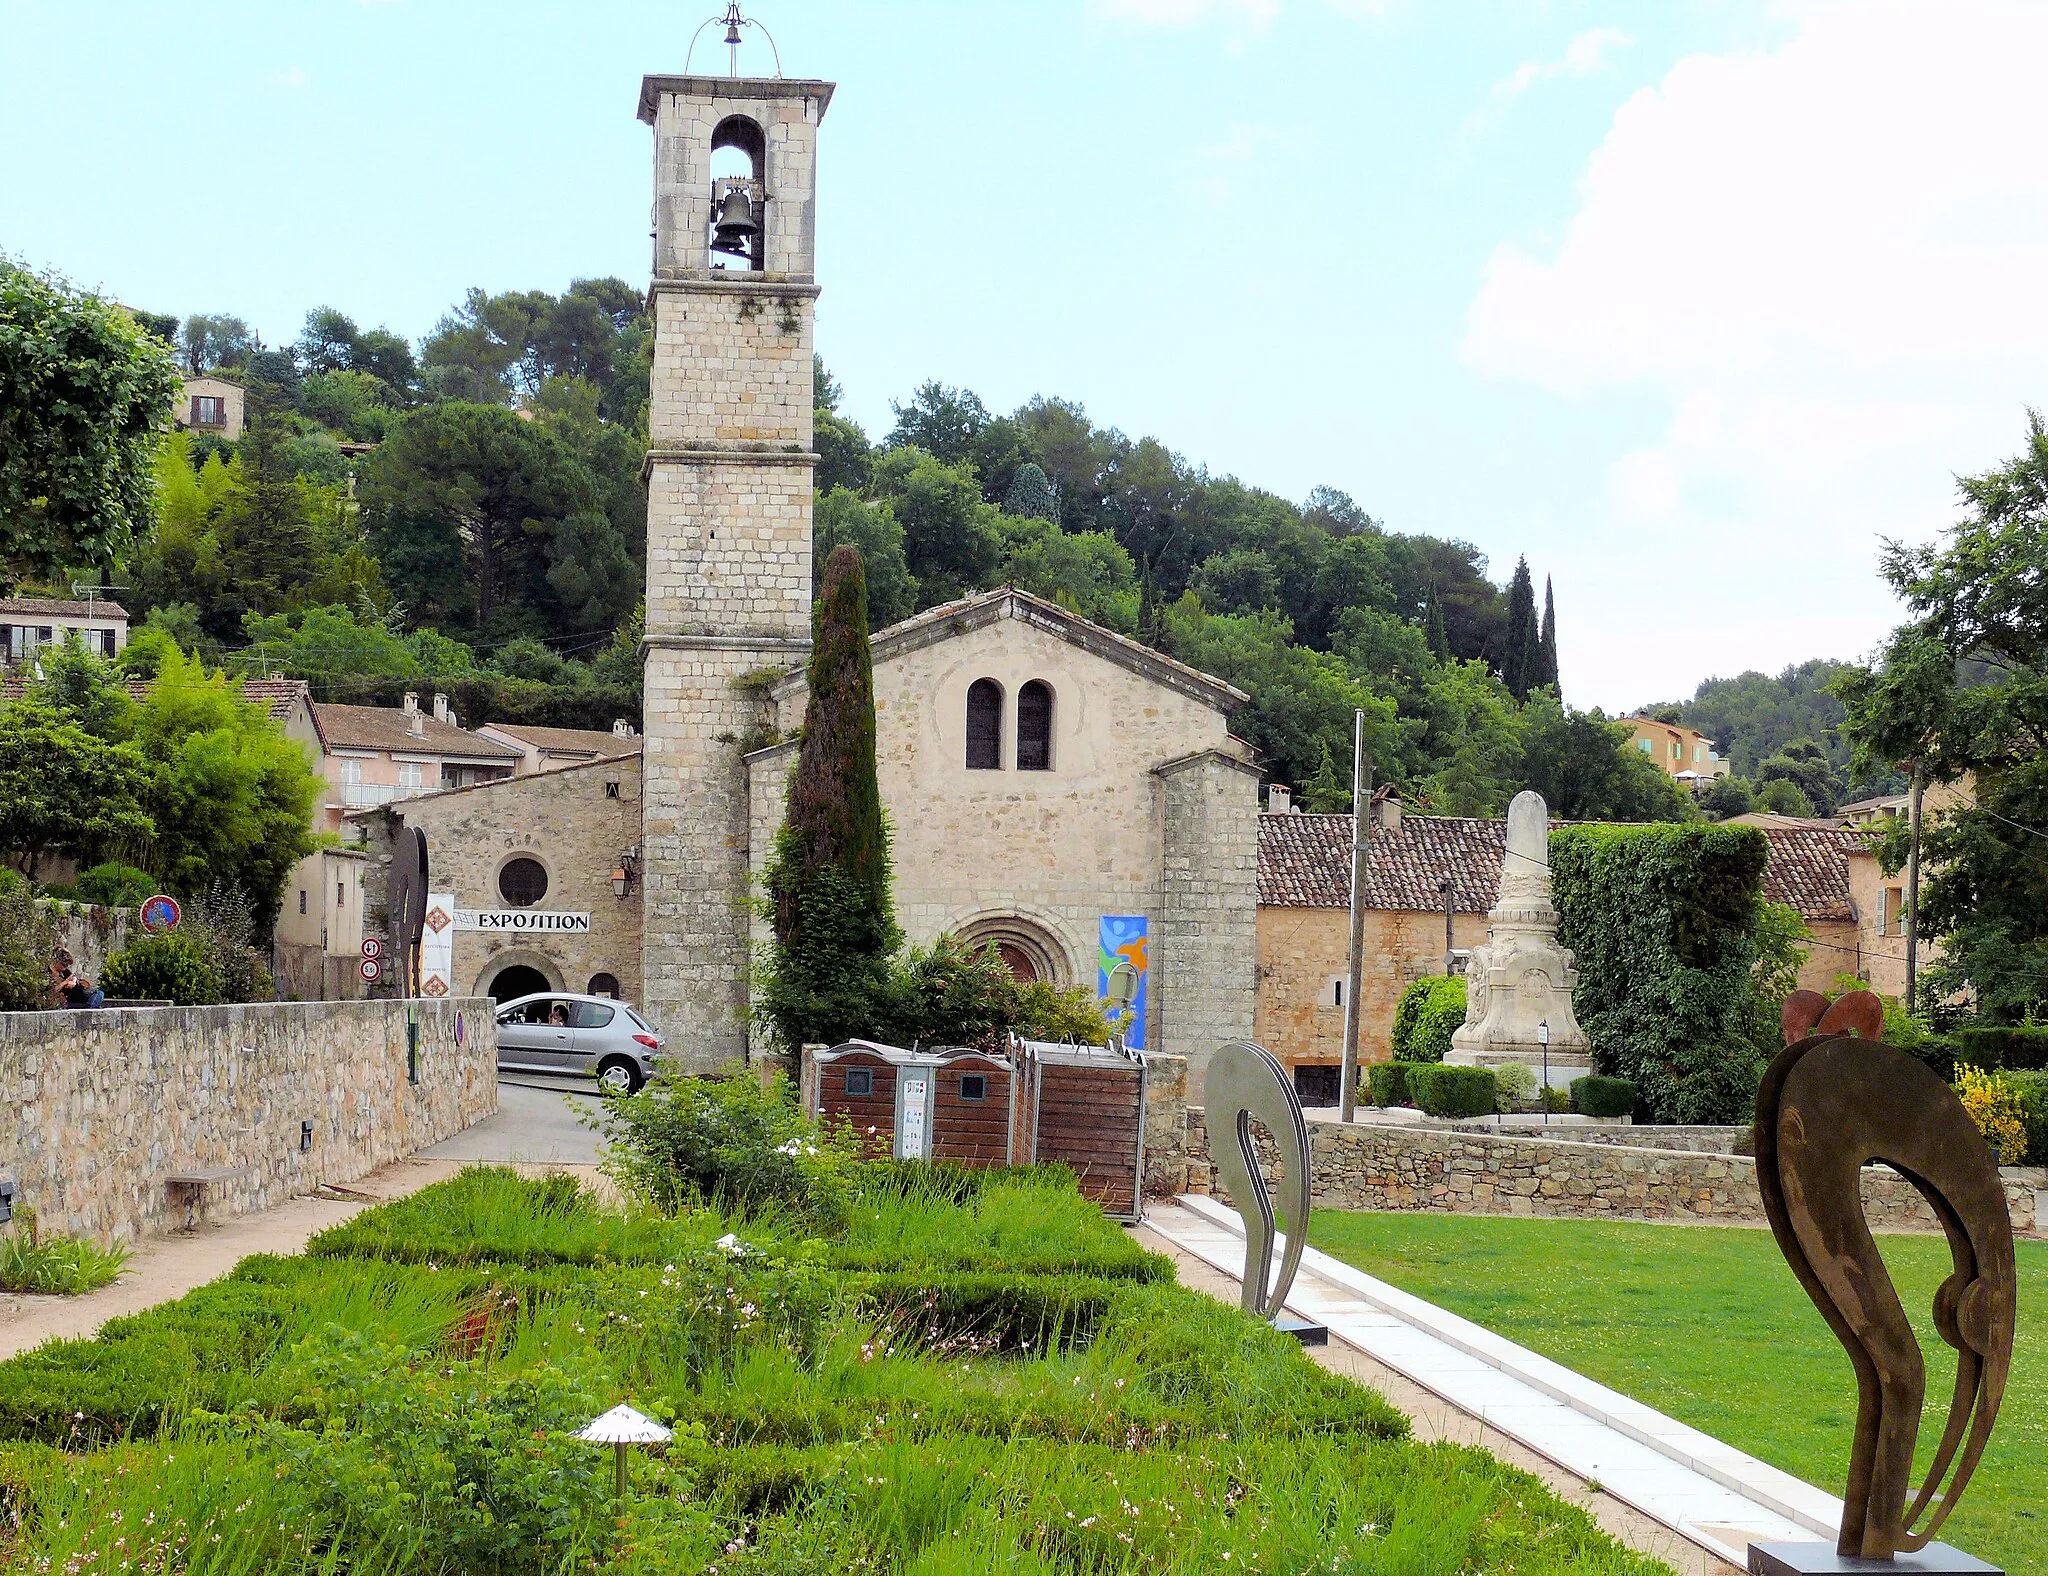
1016, 680, 1054, 771
966, 679, 1003, 770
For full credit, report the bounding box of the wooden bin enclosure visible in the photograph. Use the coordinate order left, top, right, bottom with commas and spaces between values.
1014, 1039, 1148, 1224
808, 1041, 1017, 1165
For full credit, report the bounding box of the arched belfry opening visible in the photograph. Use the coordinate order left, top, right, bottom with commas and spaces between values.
709, 115, 766, 270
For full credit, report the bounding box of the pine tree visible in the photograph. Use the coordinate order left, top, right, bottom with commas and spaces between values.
1536, 575, 1560, 694
1425, 583, 1450, 663
759, 544, 899, 1052
1001, 462, 1060, 522
1503, 556, 1537, 700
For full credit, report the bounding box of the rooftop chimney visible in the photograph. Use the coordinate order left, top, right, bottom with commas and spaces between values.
1372, 785, 1402, 831
401, 691, 419, 715
1266, 783, 1292, 815
407, 710, 426, 739
612, 719, 636, 737
432, 693, 450, 723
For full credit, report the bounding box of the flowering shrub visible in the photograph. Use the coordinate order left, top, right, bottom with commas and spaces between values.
597, 1071, 857, 1223
1956, 1065, 2028, 1165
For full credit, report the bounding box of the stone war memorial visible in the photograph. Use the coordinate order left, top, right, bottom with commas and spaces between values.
1445, 788, 1591, 1086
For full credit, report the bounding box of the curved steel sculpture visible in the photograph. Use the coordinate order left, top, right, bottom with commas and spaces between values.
1756, 992, 2016, 1562
1206, 1039, 1312, 1322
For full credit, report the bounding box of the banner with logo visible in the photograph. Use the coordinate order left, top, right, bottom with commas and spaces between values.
1096, 915, 1150, 1050
421, 892, 456, 998
453, 910, 592, 933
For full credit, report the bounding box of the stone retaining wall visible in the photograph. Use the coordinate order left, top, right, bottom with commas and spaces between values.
0, 999, 498, 1243
1185, 1109, 2043, 1236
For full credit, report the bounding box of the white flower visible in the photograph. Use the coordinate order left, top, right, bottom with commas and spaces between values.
715, 1232, 751, 1256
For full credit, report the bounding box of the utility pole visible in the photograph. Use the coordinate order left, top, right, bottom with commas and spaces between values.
1338, 710, 1371, 1124
1440, 875, 1456, 978
1905, 763, 1925, 1012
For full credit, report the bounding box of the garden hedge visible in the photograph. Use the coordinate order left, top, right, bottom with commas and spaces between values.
1953, 1026, 2048, 1073
1368, 1061, 1418, 1108
1570, 1075, 1638, 1120
1406, 1064, 1496, 1119
1390, 977, 1465, 1063
2004, 1070, 2048, 1165
1551, 823, 1770, 1125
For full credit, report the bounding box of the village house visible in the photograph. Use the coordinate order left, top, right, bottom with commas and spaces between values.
0, 596, 128, 666
1618, 714, 1732, 782
310, 692, 518, 834
475, 719, 642, 776
175, 374, 245, 441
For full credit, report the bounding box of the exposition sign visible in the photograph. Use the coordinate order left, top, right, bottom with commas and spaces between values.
453, 910, 593, 934
420, 893, 456, 999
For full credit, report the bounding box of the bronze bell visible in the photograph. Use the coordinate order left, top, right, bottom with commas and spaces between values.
711, 189, 758, 258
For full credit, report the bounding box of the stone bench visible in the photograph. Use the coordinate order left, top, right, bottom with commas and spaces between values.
164, 1166, 247, 1230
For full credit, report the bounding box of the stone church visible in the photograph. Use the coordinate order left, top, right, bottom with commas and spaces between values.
360, 61, 1261, 1094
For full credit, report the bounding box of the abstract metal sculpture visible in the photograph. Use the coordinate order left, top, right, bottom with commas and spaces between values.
1751, 991, 2015, 1572
1206, 1040, 1313, 1325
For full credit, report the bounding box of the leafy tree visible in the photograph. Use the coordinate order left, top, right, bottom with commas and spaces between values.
0, 699, 153, 879
1756, 739, 1840, 816
1419, 660, 1522, 815
1758, 778, 1816, 817
100, 929, 223, 1006
214, 416, 318, 620
1191, 548, 1282, 615
361, 401, 598, 633
758, 546, 897, 1052
814, 487, 915, 625
0, 877, 60, 1010
179, 313, 257, 373
1699, 774, 1755, 820
128, 648, 323, 929
301, 370, 396, 441
994, 515, 1138, 632
0, 261, 181, 582
886, 381, 990, 469
420, 279, 649, 421
1518, 693, 1695, 823
243, 605, 423, 682
868, 447, 1002, 608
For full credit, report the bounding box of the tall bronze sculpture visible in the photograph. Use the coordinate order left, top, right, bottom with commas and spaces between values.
1749, 991, 2015, 1576
1206, 1040, 1325, 1343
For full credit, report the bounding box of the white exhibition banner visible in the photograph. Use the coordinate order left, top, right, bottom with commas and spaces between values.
453, 910, 593, 934
421, 892, 457, 998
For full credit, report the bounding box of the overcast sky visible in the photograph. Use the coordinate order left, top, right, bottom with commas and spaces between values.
7, 0, 2045, 709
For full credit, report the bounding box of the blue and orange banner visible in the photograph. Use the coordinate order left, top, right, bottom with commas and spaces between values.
1097, 915, 1150, 1050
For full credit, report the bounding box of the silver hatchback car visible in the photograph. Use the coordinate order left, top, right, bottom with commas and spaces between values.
495, 992, 664, 1094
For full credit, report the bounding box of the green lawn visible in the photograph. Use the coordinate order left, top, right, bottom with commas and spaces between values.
1309, 1211, 2048, 1576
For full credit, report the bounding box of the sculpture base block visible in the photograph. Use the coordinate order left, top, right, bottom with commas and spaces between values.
1442, 1048, 1593, 1089
1748, 1542, 2001, 1576
1276, 1317, 1328, 1347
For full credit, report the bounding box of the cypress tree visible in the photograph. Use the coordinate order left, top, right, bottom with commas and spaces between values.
759, 544, 899, 1051
1503, 556, 1537, 700
1537, 575, 1560, 693
1425, 583, 1450, 663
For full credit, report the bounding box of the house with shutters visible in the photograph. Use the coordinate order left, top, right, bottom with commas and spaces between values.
176, 375, 246, 441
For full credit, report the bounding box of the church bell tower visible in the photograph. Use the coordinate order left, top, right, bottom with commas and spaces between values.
636, 54, 833, 1068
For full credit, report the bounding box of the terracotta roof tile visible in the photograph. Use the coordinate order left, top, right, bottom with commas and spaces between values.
1259, 812, 1860, 923
314, 702, 520, 758
480, 722, 640, 758
1259, 812, 1503, 911
0, 597, 129, 620
1, 673, 309, 725
1757, 825, 1862, 922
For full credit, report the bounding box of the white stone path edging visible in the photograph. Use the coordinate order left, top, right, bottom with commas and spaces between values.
1149, 1194, 1844, 1571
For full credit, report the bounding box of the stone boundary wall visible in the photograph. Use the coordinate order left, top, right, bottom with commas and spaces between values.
0, 999, 498, 1243
1141, 1053, 1189, 1197
1425, 1120, 1748, 1155
1185, 1109, 2043, 1236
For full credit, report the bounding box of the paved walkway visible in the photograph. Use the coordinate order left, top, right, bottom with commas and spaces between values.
419, 1077, 606, 1166
1143, 1195, 1844, 1574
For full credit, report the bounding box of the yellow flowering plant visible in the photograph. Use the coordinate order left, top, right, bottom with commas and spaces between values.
1956, 1064, 2027, 1165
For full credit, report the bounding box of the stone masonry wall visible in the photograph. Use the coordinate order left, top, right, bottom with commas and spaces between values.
1255, 904, 1489, 1074
1158, 751, 1261, 1097
0, 998, 497, 1244
1184, 1109, 2043, 1236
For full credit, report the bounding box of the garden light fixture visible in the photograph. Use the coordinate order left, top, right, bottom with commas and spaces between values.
577, 1403, 672, 1500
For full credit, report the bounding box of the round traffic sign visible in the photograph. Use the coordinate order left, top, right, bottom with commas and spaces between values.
361, 936, 384, 959
360, 956, 383, 983
140, 894, 181, 933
